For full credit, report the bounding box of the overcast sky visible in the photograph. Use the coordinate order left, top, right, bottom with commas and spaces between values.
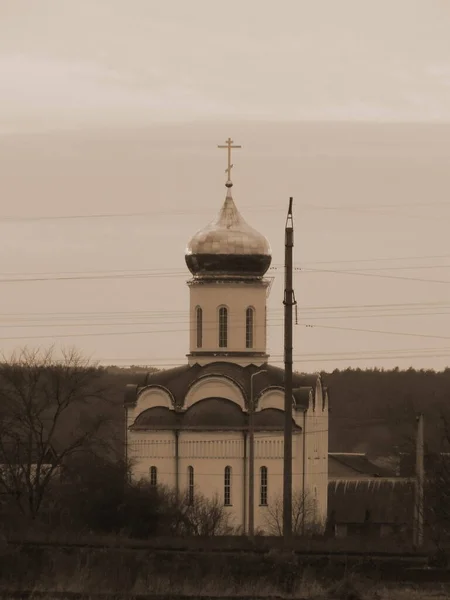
1, 0, 450, 133
0, 2, 450, 372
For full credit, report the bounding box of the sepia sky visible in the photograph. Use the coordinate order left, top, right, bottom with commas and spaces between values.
1, 0, 450, 132
1, 1, 450, 372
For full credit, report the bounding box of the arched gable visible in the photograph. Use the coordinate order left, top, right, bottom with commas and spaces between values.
135, 386, 174, 414
256, 387, 284, 412
183, 397, 246, 428
315, 375, 323, 411
184, 375, 246, 411
256, 387, 295, 412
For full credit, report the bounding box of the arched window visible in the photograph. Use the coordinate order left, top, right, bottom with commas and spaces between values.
260, 466, 268, 506
149, 466, 157, 487
224, 466, 232, 506
218, 306, 228, 348
196, 306, 203, 348
245, 307, 254, 348
188, 466, 194, 505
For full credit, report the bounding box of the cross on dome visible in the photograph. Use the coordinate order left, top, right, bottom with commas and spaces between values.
217, 137, 242, 188
185, 138, 272, 280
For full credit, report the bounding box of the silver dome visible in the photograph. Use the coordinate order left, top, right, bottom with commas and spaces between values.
185, 190, 272, 279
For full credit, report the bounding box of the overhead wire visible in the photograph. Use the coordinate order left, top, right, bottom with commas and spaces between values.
0, 199, 449, 223
0, 298, 450, 318
1, 206, 450, 365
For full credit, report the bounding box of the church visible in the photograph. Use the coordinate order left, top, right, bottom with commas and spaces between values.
124, 140, 329, 535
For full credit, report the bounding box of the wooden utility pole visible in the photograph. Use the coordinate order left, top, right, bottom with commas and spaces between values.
283, 197, 294, 543
413, 413, 424, 548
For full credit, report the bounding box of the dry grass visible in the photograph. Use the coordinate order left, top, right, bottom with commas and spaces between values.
2, 581, 450, 600
5, 576, 450, 600
0, 546, 449, 600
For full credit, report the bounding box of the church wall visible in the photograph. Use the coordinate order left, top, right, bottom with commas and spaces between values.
178, 431, 245, 531
188, 281, 268, 356
127, 427, 307, 535
253, 431, 303, 534
127, 430, 177, 489
303, 395, 329, 529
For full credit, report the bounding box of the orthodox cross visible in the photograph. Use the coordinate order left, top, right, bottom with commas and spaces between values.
218, 137, 241, 186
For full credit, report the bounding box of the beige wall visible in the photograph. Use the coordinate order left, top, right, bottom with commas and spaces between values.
126, 372, 329, 535
127, 428, 305, 534
303, 382, 329, 527
188, 280, 269, 365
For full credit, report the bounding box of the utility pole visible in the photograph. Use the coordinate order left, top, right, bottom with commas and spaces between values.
283, 197, 294, 543
248, 369, 267, 537
413, 413, 424, 548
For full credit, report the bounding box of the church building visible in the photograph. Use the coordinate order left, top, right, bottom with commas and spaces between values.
124, 139, 329, 534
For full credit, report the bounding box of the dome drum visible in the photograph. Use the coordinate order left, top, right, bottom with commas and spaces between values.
185, 253, 272, 279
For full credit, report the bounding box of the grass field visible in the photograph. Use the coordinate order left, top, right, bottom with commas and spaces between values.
1, 542, 450, 600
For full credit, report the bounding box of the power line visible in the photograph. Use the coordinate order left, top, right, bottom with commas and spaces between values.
303, 322, 450, 341
1, 264, 450, 285
100, 350, 450, 368
0, 298, 449, 318
1, 200, 449, 223
303, 267, 450, 285
4, 307, 450, 328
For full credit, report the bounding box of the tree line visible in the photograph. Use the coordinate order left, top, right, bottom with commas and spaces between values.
1, 349, 450, 547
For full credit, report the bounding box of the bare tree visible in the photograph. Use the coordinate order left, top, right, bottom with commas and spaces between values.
264, 490, 319, 536
154, 486, 234, 536
181, 490, 235, 536
0, 347, 112, 518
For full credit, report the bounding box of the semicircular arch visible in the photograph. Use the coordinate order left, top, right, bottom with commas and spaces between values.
256, 387, 295, 412
184, 375, 246, 411
136, 386, 174, 414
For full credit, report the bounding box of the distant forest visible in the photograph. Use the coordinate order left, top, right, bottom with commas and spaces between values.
101, 366, 450, 460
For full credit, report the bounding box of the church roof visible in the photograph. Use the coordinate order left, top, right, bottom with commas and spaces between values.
124, 361, 321, 410
131, 399, 301, 432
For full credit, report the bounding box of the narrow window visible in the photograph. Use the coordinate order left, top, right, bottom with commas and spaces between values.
218, 306, 228, 348
245, 307, 254, 348
260, 466, 268, 506
224, 466, 232, 506
149, 466, 157, 487
196, 306, 203, 348
188, 465, 194, 505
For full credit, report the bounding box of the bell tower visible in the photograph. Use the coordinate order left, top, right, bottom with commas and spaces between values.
185, 139, 272, 367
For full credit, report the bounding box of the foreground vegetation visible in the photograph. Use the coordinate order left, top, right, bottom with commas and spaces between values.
3, 349, 450, 597
0, 543, 446, 599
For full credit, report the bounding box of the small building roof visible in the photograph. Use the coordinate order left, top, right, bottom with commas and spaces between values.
328, 478, 414, 524
329, 452, 397, 479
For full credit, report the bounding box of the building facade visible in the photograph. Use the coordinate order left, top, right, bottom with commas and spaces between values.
124, 144, 329, 534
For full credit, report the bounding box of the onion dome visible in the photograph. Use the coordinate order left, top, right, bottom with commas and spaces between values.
185, 188, 272, 279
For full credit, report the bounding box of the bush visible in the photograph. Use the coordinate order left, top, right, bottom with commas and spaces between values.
49, 457, 235, 539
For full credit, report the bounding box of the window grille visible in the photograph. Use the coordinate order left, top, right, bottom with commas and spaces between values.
188, 465, 194, 505
260, 466, 268, 506
149, 466, 157, 486
196, 306, 203, 348
224, 466, 232, 506
218, 307, 228, 348
245, 307, 254, 348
